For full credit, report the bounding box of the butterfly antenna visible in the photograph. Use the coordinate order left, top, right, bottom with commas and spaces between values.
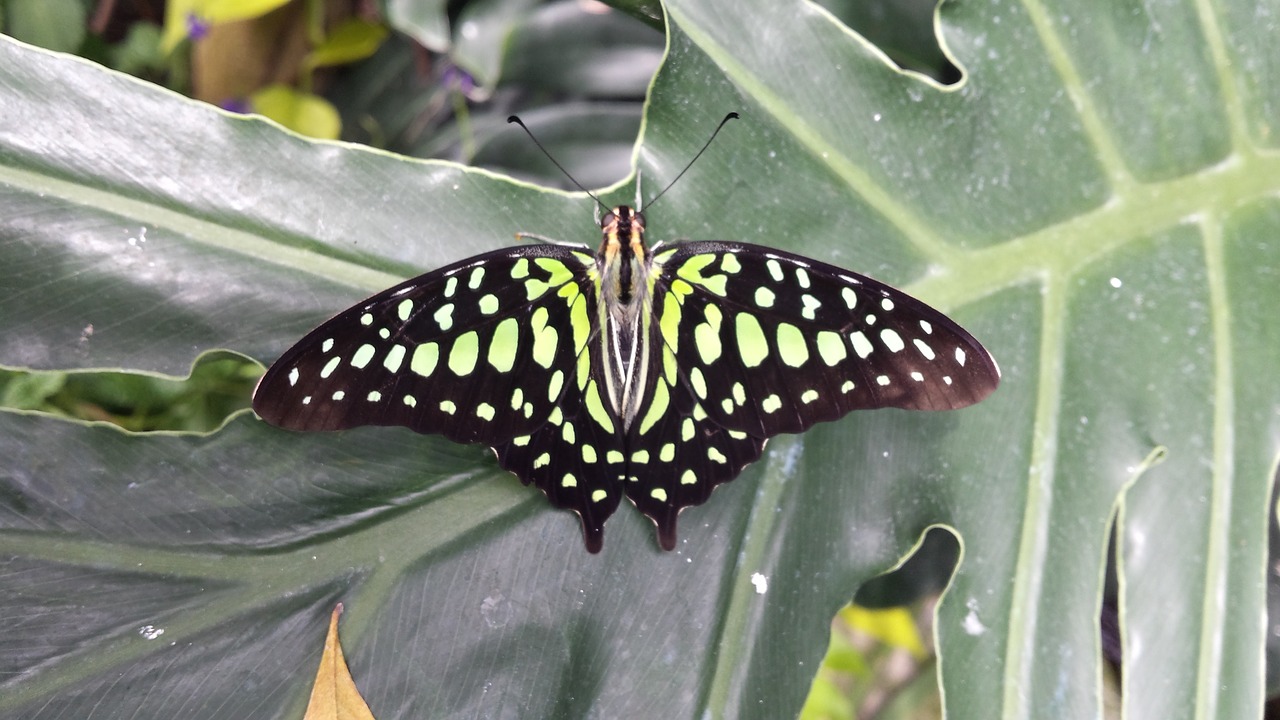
644, 112, 739, 210
507, 116, 609, 215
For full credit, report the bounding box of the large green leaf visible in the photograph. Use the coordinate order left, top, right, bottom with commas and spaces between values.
1, 0, 1277, 717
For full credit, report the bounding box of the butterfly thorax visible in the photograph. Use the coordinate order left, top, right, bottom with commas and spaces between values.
595, 206, 656, 430
597, 206, 649, 306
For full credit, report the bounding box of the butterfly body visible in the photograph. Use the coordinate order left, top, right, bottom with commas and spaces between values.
254, 205, 999, 552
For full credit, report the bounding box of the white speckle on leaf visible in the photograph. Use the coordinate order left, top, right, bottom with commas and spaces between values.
480, 595, 512, 628
963, 598, 987, 635
127, 226, 148, 249
751, 573, 768, 595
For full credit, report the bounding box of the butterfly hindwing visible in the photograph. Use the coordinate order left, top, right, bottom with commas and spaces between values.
492, 329, 626, 553
620, 334, 767, 549
253, 244, 597, 446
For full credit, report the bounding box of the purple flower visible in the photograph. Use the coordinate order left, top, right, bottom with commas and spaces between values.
441, 65, 476, 97
186, 12, 210, 41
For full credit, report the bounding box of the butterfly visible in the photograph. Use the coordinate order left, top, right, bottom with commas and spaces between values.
253, 116, 1000, 553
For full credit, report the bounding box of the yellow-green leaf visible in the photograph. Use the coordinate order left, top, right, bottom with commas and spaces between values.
305, 19, 389, 70
841, 605, 927, 660
195, 0, 293, 23
162, 0, 294, 53
250, 84, 341, 140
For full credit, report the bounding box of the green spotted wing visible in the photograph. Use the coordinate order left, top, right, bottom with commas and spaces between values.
603, 239, 999, 550
254, 245, 598, 444
253, 244, 646, 552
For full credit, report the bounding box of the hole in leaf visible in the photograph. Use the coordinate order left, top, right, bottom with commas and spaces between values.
801, 527, 958, 717
812, 0, 961, 84
0, 351, 261, 433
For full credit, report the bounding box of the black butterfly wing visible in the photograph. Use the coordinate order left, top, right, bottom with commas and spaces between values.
491, 319, 629, 553
648, 241, 1001, 439
605, 239, 1000, 549
619, 324, 767, 550
253, 244, 598, 446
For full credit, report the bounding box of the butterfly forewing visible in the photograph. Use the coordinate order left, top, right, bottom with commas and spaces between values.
253, 244, 597, 446
648, 241, 1000, 439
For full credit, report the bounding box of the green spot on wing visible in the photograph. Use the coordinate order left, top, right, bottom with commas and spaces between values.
384, 344, 407, 373
776, 323, 809, 367
433, 303, 454, 331
584, 380, 615, 434
851, 331, 874, 358
488, 318, 520, 372
448, 332, 479, 376
638, 381, 670, 435
530, 307, 558, 368
411, 343, 439, 377
816, 331, 847, 366
660, 293, 682, 353
735, 313, 768, 367
320, 356, 341, 379
880, 328, 905, 353
351, 343, 375, 369
676, 253, 728, 296
689, 367, 708, 398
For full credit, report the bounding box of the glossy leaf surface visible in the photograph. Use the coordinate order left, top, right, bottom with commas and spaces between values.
1, 0, 1278, 717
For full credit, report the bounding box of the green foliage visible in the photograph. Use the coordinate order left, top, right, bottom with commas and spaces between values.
1, 0, 1278, 718
305, 18, 388, 69
251, 84, 343, 140
2, 0, 87, 53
